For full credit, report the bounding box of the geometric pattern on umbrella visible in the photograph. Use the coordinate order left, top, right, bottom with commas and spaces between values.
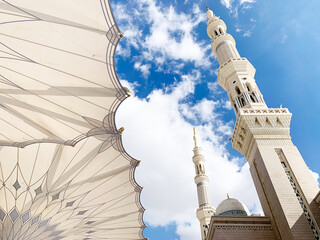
0, 0, 146, 239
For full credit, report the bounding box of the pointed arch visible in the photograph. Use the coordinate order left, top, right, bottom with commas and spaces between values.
235, 86, 241, 95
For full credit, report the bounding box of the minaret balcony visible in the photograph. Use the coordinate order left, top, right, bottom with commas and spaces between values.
207, 18, 226, 39
193, 154, 205, 164
234, 91, 266, 112
197, 206, 215, 218
231, 108, 292, 158
217, 58, 256, 90
195, 174, 210, 184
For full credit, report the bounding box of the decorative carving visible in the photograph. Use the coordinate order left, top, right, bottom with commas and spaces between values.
255, 139, 293, 147
214, 224, 273, 230
276, 150, 320, 240
217, 58, 256, 90
231, 108, 292, 157
218, 209, 248, 216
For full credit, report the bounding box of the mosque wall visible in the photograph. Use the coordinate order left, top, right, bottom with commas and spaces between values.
207, 216, 276, 240
251, 146, 318, 239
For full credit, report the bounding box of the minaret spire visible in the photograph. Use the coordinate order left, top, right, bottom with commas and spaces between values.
206, 6, 214, 18
206, 6, 266, 114
193, 128, 198, 147
192, 128, 215, 240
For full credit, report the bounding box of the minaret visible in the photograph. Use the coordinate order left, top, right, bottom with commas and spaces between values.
206, 7, 320, 240
192, 128, 215, 240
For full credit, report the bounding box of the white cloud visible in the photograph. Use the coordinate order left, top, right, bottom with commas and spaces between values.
220, 0, 235, 9
118, 78, 140, 94
193, 99, 218, 122
240, 0, 255, 4
281, 34, 288, 44
113, 0, 214, 77
113, 3, 143, 57
144, 4, 207, 63
207, 81, 220, 94
180, 99, 220, 123
310, 170, 320, 186
220, 0, 255, 20
115, 44, 131, 58
250, 18, 256, 23
280, 28, 288, 44
221, 99, 233, 110
176, 220, 199, 240
243, 29, 252, 37
215, 119, 233, 136
234, 24, 255, 38
134, 62, 151, 78
117, 75, 262, 240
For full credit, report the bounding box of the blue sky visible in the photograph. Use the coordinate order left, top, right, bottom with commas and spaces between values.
113, 0, 320, 239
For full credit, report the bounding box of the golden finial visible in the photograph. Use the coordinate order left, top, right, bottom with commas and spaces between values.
118, 33, 124, 39
123, 87, 131, 97
227, 193, 230, 199
206, 6, 209, 11
118, 127, 124, 135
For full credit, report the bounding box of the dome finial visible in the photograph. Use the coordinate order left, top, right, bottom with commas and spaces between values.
206, 6, 214, 19
227, 193, 230, 199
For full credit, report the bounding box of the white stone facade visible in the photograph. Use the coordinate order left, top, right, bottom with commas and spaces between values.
206, 7, 320, 240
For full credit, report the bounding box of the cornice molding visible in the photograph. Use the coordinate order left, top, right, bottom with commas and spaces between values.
232, 108, 292, 158
217, 58, 256, 90
213, 223, 273, 231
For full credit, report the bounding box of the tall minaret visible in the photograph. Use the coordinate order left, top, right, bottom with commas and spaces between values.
192, 128, 215, 240
206, 6, 320, 240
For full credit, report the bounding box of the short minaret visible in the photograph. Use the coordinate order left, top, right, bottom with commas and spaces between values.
206, 6, 320, 240
193, 128, 215, 240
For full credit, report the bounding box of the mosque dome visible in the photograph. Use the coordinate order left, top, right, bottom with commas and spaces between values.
216, 198, 250, 216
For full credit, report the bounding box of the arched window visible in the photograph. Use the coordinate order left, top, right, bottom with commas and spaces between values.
214, 30, 218, 36
250, 95, 256, 103
246, 83, 251, 92
241, 97, 245, 107
235, 86, 241, 95
199, 164, 205, 174
234, 104, 238, 113
219, 28, 223, 34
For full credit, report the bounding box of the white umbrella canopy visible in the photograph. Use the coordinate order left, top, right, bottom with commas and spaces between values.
0, 0, 146, 239
0, 139, 145, 240
0, 0, 127, 147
